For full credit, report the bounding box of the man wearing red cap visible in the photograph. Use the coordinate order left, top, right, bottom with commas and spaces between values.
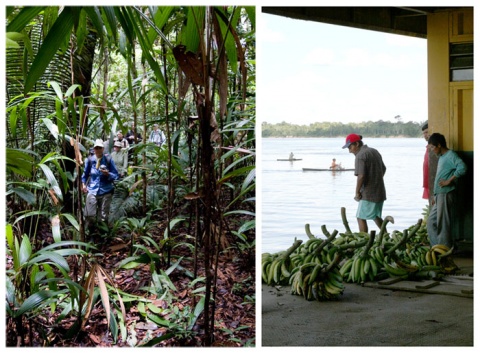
343, 134, 386, 233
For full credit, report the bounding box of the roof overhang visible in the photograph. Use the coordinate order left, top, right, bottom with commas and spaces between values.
262, 7, 466, 38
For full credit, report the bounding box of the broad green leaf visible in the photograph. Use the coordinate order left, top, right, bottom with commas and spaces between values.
117, 253, 152, 269
183, 7, 204, 53
6, 37, 20, 48
29, 252, 70, 272
163, 217, 186, 239
37, 163, 63, 202
146, 302, 162, 314
47, 81, 64, 101
75, 9, 87, 53
41, 117, 59, 140
214, 7, 238, 73
82, 7, 104, 37
188, 296, 205, 330
65, 84, 81, 98
241, 168, 256, 193
18, 235, 32, 267
237, 219, 255, 234
99, 7, 117, 42
61, 213, 80, 231
13, 210, 49, 225
148, 6, 175, 45
218, 165, 255, 184
6, 148, 35, 178
138, 332, 174, 347
8, 105, 18, 139
224, 209, 255, 217
6, 276, 16, 308
165, 258, 183, 276
146, 313, 171, 328
24, 7, 75, 93
51, 215, 61, 243
6, 32, 25, 42
16, 290, 66, 317
243, 6, 255, 28
7, 187, 36, 205
6, 7, 45, 32
6, 225, 17, 269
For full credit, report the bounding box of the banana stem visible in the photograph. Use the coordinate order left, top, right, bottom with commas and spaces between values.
304, 224, 315, 239
315, 229, 338, 256
362, 230, 376, 258
386, 229, 409, 255
341, 207, 352, 234
322, 251, 342, 273
337, 238, 368, 251
321, 224, 331, 237
280, 239, 303, 261
378, 216, 394, 246
406, 218, 423, 241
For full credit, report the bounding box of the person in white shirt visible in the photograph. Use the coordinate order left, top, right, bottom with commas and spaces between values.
149, 123, 166, 146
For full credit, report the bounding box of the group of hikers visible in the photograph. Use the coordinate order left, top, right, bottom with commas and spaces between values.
82, 122, 166, 240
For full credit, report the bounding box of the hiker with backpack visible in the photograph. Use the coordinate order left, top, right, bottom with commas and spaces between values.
110, 141, 128, 178
149, 123, 166, 146
81, 138, 119, 239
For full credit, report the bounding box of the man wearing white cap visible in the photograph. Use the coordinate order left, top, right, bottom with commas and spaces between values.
81, 139, 119, 238
343, 133, 387, 233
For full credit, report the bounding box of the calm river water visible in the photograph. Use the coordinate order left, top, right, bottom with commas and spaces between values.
261, 137, 428, 253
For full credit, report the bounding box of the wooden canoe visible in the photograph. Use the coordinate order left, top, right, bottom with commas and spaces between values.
277, 158, 303, 161
302, 168, 354, 172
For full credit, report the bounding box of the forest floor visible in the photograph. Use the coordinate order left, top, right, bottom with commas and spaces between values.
5, 217, 256, 347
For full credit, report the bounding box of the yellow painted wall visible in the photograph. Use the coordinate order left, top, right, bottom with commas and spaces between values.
427, 8, 473, 152
427, 11, 450, 140
426, 8, 473, 247
450, 82, 474, 151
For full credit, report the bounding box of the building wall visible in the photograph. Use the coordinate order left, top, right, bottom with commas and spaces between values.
427, 8, 473, 248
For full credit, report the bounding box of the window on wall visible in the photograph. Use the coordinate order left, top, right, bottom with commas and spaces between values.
450, 42, 473, 81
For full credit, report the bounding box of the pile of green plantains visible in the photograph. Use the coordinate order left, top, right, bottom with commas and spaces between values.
262, 207, 459, 302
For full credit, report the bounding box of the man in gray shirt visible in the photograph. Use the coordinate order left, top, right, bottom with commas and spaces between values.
343, 133, 387, 233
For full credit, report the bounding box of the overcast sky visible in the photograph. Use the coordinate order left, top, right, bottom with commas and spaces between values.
258, 12, 428, 125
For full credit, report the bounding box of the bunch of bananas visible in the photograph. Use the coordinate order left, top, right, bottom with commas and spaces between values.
262, 239, 303, 285
425, 244, 458, 274
410, 222, 429, 244
401, 244, 430, 266
425, 244, 453, 266
261, 252, 290, 285
340, 247, 383, 283
382, 258, 419, 279
263, 207, 462, 304
290, 259, 344, 301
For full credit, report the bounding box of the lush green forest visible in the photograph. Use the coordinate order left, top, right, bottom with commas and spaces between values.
262, 120, 426, 138
6, 6, 255, 347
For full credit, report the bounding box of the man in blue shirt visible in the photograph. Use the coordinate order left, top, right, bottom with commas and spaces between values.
82, 139, 119, 237
427, 133, 467, 248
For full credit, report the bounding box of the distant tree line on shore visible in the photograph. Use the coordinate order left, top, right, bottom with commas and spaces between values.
262, 120, 426, 138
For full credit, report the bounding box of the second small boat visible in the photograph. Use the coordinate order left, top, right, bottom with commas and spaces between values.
302, 168, 354, 172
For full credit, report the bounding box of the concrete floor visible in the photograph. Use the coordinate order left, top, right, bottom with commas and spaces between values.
261, 254, 473, 346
